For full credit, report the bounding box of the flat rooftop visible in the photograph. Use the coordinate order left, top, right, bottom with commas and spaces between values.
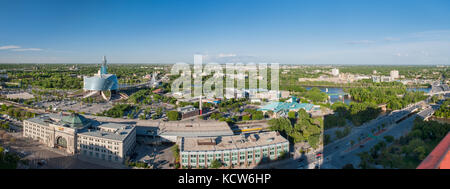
179, 131, 288, 152
26, 114, 134, 142
82, 115, 234, 137
142, 120, 233, 137
78, 122, 135, 141
5, 92, 35, 100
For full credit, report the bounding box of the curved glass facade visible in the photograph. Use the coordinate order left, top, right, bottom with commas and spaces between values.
83, 74, 119, 91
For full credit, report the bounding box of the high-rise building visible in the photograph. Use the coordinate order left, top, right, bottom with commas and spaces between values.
390, 70, 399, 79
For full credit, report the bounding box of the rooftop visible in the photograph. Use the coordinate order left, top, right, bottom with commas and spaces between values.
80, 115, 234, 137
26, 113, 95, 129
78, 122, 135, 141
26, 114, 135, 141
5, 92, 35, 100
61, 113, 91, 128
156, 120, 232, 137
179, 131, 288, 152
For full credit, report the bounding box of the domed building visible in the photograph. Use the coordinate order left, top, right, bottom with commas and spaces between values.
61, 113, 92, 128
23, 113, 136, 164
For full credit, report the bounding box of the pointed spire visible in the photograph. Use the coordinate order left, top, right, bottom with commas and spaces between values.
102, 56, 107, 66
100, 56, 108, 75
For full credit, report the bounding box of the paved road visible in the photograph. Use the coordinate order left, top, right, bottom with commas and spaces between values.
321, 103, 438, 169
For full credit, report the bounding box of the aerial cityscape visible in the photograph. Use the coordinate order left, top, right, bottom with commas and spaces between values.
0, 0, 449, 173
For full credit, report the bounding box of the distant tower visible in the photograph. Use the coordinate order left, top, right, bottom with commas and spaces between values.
151, 72, 159, 88
100, 56, 108, 75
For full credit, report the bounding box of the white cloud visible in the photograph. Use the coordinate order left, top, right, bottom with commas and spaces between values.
217, 53, 237, 58
200, 53, 265, 63
0, 45, 21, 50
384, 37, 400, 41
11, 48, 43, 52
345, 40, 375, 45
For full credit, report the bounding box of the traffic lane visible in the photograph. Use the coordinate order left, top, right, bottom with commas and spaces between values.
326, 114, 418, 168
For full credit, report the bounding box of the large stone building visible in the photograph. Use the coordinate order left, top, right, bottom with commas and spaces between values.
177, 131, 289, 168
23, 113, 136, 163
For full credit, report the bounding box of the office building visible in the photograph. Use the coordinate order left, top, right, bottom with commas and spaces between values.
178, 131, 289, 168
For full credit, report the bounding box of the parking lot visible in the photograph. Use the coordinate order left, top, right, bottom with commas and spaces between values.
37, 100, 113, 115
133, 142, 175, 169
1, 131, 110, 169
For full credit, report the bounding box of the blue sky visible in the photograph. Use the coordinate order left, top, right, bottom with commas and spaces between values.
0, 0, 449, 64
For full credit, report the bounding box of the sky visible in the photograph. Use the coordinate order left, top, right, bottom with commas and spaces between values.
0, 0, 449, 65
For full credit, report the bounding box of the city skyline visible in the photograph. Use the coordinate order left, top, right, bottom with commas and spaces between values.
1, 0, 450, 65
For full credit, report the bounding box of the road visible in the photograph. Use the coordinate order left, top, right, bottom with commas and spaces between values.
276, 99, 433, 169
321, 103, 439, 169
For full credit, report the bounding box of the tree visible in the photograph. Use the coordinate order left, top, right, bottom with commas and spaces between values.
210, 159, 222, 169
171, 144, 180, 165
383, 135, 394, 143
288, 111, 296, 120
167, 111, 180, 121
342, 164, 354, 169
324, 134, 331, 145
252, 111, 264, 120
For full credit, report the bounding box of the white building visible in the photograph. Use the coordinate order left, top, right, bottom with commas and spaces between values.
331, 68, 340, 76
390, 70, 399, 79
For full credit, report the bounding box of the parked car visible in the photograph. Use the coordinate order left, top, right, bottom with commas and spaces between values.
316, 152, 322, 158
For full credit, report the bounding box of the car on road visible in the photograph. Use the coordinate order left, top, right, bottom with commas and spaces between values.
316, 153, 322, 160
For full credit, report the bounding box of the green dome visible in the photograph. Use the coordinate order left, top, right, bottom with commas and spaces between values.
61, 113, 90, 128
